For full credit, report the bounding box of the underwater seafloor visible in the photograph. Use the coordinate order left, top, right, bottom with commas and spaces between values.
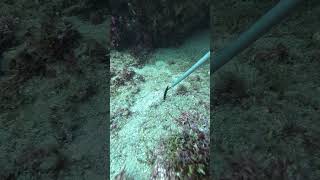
110, 30, 210, 179
0, 1, 108, 179
211, 1, 320, 179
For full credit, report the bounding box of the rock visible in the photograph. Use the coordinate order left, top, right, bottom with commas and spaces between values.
312, 31, 320, 44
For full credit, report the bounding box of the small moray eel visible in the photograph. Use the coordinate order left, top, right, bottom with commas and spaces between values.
163, 86, 169, 101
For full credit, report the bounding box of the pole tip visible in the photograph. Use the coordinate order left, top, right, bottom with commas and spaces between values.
163, 86, 169, 101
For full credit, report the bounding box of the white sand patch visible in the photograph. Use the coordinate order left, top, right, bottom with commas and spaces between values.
111, 30, 210, 179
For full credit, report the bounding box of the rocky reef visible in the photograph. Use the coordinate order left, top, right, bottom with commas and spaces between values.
110, 0, 209, 51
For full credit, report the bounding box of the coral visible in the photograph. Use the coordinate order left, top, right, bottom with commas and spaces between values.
156, 111, 209, 179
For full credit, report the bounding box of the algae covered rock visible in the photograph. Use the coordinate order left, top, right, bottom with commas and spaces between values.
111, 0, 209, 50
0, 15, 18, 54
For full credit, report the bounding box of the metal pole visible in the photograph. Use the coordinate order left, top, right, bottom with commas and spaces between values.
171, 51, 210, 88
163, 51, 210, 100
211, 0, 303, 74
163, 0, 304, 100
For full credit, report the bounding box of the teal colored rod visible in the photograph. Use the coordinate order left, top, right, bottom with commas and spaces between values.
163, 51, 210, 100
163, 0, 304, 100
211, 0, 303, 74
170, 51, 210, 88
